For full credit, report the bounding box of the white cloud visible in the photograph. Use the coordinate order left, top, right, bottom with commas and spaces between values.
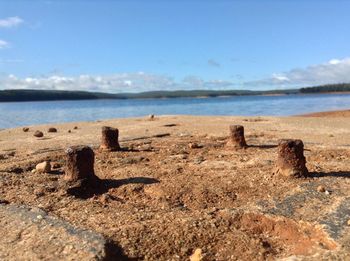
0, 40, 9, 49
0, 16, 23, 28
245, 57, 350, 88
271, 74, 290, 82
328, 59, 341, 65
0, 72, 235, 93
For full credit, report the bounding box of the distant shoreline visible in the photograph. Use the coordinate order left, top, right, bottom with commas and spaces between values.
1, 85, 350, 102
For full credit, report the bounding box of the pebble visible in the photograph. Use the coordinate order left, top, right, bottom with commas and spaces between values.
34, 188, 45, 197
193, 156, 205, 164
188, 143, 202, 149
317, 185, 326, 193
22, 127, 29, 132
35, 161, 51, 173
148, 114, 155, 121
121, 156, 145, 164
73, 126, 78, 130
347, 220, 350, 226
179, 132, 192, 137
100, 194, 112, 204
190, 248, 203, 261
169, 154, 188, 160
51, 162, 61, 169
0, 199, 9, 204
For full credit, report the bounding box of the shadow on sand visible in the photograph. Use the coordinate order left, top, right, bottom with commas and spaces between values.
66, 176, 159, 199
310, 171, 350, 178
104, 240, 139, 261
248, 144, 278, 149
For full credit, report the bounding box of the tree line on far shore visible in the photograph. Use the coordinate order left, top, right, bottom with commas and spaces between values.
0, 83, 349, 102
300, 83, 350, 93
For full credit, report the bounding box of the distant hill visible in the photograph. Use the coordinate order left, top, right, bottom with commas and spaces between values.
0, 83, 349, 102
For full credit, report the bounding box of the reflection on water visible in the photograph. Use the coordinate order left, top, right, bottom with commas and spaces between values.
0, 93, 350, 128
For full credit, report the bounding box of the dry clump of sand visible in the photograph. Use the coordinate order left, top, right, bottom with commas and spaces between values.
0, 114, 350, 260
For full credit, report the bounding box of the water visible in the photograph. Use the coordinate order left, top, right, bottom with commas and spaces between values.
0, 93, 349, 128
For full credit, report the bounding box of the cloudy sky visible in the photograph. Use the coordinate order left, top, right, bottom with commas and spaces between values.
1, 0, 350, 93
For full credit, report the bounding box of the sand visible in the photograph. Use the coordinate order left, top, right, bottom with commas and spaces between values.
0, 112, 350, 260
298, 109, 350, 117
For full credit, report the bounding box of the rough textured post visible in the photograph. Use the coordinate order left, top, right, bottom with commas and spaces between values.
64, 146, 97, 182
48, 127, 57, 133
34, 130, 44, 138
100, 126, 121, 151
227, 125, 247, 148
276, 139, 308, 178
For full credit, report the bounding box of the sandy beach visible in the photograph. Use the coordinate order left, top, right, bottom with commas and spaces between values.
1, 112, 350, 260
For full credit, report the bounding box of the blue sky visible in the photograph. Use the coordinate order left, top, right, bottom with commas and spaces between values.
1, 0, 350, 92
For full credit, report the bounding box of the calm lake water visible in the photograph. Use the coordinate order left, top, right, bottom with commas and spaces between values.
1, 93, 350, 128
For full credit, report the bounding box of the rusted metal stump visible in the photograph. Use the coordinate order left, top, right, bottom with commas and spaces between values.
64, 145, 97, 182
48, 127, 57, 133
276, 139, 308, 178
34, 130, 44, 138
100, 126, 121, 151
227, 125, 247, 148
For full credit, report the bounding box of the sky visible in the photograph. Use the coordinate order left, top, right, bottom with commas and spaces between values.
1, 0, 350, 93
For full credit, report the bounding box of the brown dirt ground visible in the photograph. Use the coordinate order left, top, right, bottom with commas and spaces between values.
1, 114, 350, 260
299, 109, 350, 117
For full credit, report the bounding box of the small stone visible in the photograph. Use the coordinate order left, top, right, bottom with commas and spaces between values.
169, 154, 188, 160
36, 161, 51, 173
23, 127, 29, 132
190, 248, 203, 261
148, 114, 155, 121
188, 143, 202, 149
73, 126, 78, 129
7, 151, 15, 157
51, 162, 61, 169
0, 199, 9, 204
193, 156, 205, 164
325, 190, 330, 195
179, 132, 192, 137
31, 169, 36, 173
121, 156, 145, 164
34, 130, 44, 138
347, 220, 350, 226
68, 130, 71, 133
100, 194, 111, 204
317, 185, 326, 193
34, 188, 45, 197
48, 127, 57, 133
